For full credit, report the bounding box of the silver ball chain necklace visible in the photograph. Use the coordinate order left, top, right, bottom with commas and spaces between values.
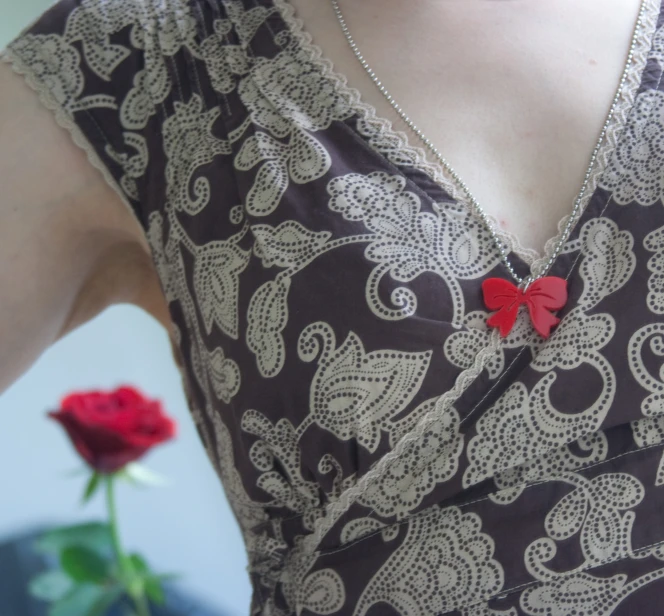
329, 0, 647, 338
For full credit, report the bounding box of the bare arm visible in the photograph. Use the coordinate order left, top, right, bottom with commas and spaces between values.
0, 61, 167, 397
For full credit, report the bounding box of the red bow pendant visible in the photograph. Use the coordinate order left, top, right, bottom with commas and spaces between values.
481, 276, 568, 338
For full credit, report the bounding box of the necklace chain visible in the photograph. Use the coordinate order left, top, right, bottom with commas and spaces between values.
330, 0, 646, 287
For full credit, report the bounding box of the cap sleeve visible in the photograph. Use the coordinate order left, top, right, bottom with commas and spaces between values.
0, 0, 199, 230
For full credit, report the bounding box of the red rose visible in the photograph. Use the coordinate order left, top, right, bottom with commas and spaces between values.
48, 386, 177, 473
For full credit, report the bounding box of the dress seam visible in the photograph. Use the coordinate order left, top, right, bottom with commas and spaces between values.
440, 533, 664, 615
303, 440, 664, 560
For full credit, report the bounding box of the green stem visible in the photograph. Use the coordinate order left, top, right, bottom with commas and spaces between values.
105, 476, 124, 569
105, 475, 150, 616
135, 592, 151, 616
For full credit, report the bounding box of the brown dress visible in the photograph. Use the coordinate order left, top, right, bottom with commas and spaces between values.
5, 0, 664, 613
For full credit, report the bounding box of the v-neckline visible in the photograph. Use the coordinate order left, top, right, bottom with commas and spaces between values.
273, 0, 663, 280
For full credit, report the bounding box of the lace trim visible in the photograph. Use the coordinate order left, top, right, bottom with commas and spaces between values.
273, 0, 663, 560
1, 42, 195, 425
531, 0, 660, 278
0, 47, 144, 231
311, 329, 501, 555
271, 0, 542, 260
276, 0, 660, 271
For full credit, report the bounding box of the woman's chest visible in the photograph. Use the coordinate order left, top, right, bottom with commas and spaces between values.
285, 0, 644, 256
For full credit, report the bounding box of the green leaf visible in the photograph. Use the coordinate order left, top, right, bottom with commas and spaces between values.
144, 575, 166, 606
122, 463, 169, 487
48, 584, 123, 616
128, 553, 149, 574
60, 546, 110, 584
125, 554, 172, 605
82, 472, 102, 505
34, 522, 113, 557
28, 570, 73, 602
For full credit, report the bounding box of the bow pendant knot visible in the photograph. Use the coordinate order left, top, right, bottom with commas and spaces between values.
481, 276, 568, 338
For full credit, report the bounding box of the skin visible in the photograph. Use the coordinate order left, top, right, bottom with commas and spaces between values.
288, 0, 643, 253
0, 62, 170, 396
0, 0, 643, 395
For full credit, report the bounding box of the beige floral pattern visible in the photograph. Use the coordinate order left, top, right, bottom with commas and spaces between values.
5, 0, 664, 614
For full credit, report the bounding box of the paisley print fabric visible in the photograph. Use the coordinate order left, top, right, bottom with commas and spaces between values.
6, 0, 664, 613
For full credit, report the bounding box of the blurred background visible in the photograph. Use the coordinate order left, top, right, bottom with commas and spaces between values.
0, 3, 252, 614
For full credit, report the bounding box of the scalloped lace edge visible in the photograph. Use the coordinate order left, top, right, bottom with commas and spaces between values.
273, 0, 662, 561
0, 47, 143, 231
0, 44, 205, 417
276, 0, 659, 273
531, 0, 660, 277
304, 330, 503, 557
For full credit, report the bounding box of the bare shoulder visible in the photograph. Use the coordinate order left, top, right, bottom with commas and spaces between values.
0, 60, 168, 392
